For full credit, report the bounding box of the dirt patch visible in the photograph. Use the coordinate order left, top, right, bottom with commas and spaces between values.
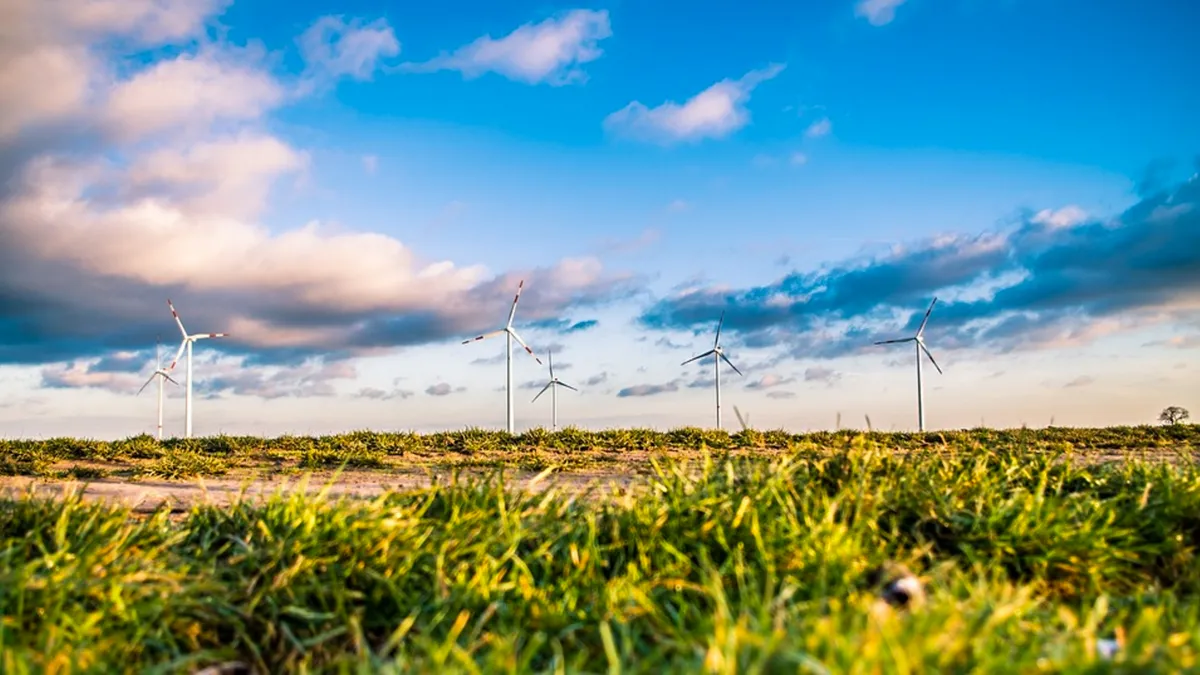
0, 467, 649, 513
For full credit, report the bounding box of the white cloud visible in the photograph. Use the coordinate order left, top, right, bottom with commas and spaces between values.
125, 133, 308, 218
1031, 205, 1088, 229
298, 15, 400, 86
666, 199, 690, 213
804, 117, 832, 138
2, 0, 229, 47
41, 362, 143, 392
744, 373, 795, 390
856, 0, 909, 26
426, 382, 466, 397
0, 0, 231, 141
400, 10, 611, 85
362, 154, 378, 175
789, 152, 809, 166
103, 49, 286, 141
603, 64, 785, 144
804, 367, 842, 385
0, 46, 94, 140
355, 386, 414, 400
198, 357, 358, 399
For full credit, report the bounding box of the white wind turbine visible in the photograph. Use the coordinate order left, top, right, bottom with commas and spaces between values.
165, 299, 228, 439
681, 310, 743, 430
532, 349, 577, 431
874, 297, 943, 432
137, 337, 180, 441
462, 280, 542, 434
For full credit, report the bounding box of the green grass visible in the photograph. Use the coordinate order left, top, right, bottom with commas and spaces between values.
2, 437, 1199, 673
0, 425, 1196, 481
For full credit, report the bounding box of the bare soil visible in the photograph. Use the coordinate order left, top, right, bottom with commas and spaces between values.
0, 467, 647, 513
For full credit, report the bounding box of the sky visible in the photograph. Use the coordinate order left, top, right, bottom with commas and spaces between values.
0, 0, 1197, 438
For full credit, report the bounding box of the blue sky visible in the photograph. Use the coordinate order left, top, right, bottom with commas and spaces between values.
0, 0, 1196, 438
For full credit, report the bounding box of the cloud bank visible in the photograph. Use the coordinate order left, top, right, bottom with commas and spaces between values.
0, 1, 634, 381
639, 172, 1200, 358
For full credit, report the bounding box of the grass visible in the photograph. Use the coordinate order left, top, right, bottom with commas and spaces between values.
1, 434, 1199, 673
0, 424, 1196, 481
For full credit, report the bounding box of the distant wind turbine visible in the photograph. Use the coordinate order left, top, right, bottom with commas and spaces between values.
137, 337, 179, 441
532, 349, 577, 431
462, 280, 542, 434
166, 300, 228, 439
681, 310, 743, 430
874, 297, 943, 432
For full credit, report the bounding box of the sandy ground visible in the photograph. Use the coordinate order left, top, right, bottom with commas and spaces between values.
0, 467, 647, 513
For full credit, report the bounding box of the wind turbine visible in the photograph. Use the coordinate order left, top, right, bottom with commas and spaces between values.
462, 280, 542, 434
681, 310, 743, 430
874, 297, 943, 432
532, 349, 577, 431
166, 300, 228, 439
137, 337, 180, 441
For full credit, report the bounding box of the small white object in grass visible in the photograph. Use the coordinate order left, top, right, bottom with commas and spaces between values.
1096, 638, 1120, 660
883, 574, 925, 608
867, 561, 926, 610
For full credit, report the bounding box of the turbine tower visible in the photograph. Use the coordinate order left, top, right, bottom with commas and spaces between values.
166, 300, 228, 439
874, 297, 943, 432
137, 337, 179, 441
681, 310, 743, 430
462, 280, 541, 433
532, 349, 577, 431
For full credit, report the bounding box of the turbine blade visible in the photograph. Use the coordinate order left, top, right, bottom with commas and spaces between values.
874, 337, 914, 345
136, 374, 155, 395
681, 349, 716, 367
508, 329, 542, 365
167, 299, 187, 338
916, 297, 938, 337
164, 373, 181, 386
548, 349, 554, 378
506, 279, 524, 327
719, 352, 743, 376
462, 329, 504, 345
191, 332, 227, 340
920, 342, 943, 374
558, 381, 578, 392
532, 381, 552, 402
733, 405, 748, 431
714, 310, 726, 347
165, 339, 187, 372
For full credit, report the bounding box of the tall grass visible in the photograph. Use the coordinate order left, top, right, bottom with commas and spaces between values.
2, 440, 1199, 672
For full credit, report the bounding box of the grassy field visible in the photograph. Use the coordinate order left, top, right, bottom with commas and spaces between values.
1, 426, 1199, 673
2, 424, 1198, 481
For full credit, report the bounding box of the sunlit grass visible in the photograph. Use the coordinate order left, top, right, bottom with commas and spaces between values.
0, 425, 1195, 481
2, 439, 1199, 672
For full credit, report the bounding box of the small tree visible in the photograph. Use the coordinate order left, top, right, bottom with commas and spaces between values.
1159, 406, 1190, 425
